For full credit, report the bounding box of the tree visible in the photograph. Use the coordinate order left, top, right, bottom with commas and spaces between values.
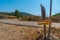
15, 9, 19, 19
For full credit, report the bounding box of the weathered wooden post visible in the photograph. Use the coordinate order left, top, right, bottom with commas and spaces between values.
41, 4, 46, 20
41, 4, 46, 40
47, 0, 52, 40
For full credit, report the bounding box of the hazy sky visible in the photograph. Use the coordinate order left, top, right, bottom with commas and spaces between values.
0, 0, 60, 16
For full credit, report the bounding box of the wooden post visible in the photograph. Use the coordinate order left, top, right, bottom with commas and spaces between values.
47, 0, 52, 40
41, 4, 46, 40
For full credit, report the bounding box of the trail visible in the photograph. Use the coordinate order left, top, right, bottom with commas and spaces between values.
0, 19, 60, 28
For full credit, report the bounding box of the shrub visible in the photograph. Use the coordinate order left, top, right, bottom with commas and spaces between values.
15, 9, 20, 19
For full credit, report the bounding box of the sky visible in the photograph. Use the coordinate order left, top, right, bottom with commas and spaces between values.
0, 0, 60, 16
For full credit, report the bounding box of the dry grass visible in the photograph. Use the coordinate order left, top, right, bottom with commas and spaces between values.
7, 16, 17, 19
0, 23, 43, 40
45, 27, 60, 39
0, 23, 60, 40
50, 27, 60, 39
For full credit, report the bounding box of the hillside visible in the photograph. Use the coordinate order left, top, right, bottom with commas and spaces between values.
52, 13, 60, 22
0, 12, 33, 16
53, 13, 60, 17
0, 12, 41, 21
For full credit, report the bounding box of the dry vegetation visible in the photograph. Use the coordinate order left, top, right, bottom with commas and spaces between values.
51, 16, 60, 22
0, 14, 17, 19
0, 14, 41, 21
21, 16, 41, 21
0, 23, 44, 40
50, 27, 60, 39
7, 16, 17, 19
0, 23, 60, 40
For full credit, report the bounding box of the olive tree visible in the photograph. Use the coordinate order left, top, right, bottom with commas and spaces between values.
15, 9, 20, 19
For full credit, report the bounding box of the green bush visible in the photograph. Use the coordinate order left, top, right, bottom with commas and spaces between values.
15, 9, 20, 19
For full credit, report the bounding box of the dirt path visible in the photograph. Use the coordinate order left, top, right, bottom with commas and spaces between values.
0, 19, 60, 28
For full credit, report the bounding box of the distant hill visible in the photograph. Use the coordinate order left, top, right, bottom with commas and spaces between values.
52, 13, 60, 22
52, 13, 60, 17
0, 12, 41, 21
0, 12, 33, 16
52, 13, 60, 19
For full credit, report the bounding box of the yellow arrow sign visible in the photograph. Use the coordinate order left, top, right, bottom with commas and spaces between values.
38, 20, 52, 25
